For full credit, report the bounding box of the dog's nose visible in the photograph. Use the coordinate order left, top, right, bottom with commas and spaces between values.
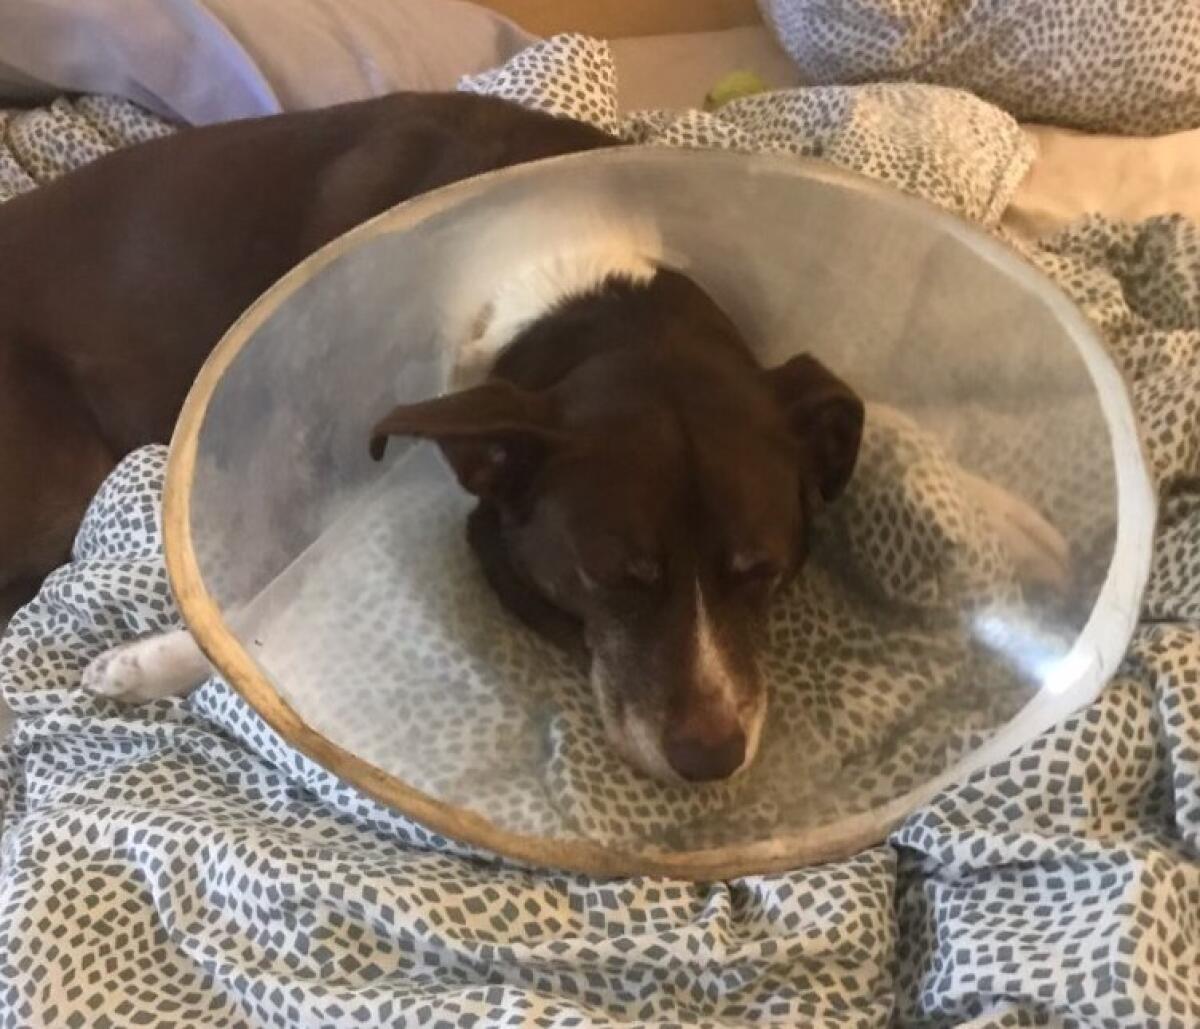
664, 727, 746, 782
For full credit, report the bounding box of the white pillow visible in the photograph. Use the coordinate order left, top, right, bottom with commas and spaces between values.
0, 0, 536, 124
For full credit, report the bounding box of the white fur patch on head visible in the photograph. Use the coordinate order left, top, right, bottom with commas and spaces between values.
739, 690, 767, 779
694, 579, 761, 778
449, 213, 662, 389
693, 579, 738, 709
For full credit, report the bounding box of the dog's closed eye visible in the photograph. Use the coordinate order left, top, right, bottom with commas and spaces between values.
578, 554, 663, 593
625, 557, 662, 587
728, 552, 786, 594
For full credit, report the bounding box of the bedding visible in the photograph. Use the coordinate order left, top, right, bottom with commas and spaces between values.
6, 5, 1200, 237
1007, 124, 1200, 241
758, 0, 1200, 135
610, 25, 1200, 240
1, 32, 1199, 1028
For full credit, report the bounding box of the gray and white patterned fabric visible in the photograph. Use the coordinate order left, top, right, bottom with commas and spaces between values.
758, 0, 1200, 136
2, 35, 1200, 1027
0, 94, 174, 200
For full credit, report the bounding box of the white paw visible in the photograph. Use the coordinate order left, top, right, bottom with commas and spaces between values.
82, 643, 158, 702
958, 470, 1071, 592
81, 631, 207, 703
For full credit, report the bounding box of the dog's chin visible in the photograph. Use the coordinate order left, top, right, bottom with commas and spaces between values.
587, 664, 679, 783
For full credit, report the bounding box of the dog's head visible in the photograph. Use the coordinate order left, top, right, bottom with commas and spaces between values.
371, 271, 863, 783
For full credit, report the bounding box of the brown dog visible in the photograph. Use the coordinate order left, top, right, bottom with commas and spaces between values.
0, 91, 615, 608
85, 260, 863, 784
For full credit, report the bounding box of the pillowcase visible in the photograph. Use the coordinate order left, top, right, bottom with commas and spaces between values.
758, 0, 1200, 135
0, 0, 536, 125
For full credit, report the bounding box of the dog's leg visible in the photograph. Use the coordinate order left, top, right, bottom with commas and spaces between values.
956, 469, 1071, 591
82, 628, 211, 702
82, 569, 282, 703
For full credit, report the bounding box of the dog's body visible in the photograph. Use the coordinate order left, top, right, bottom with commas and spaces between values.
2, 87, 863, 782
0, 91, 616, 604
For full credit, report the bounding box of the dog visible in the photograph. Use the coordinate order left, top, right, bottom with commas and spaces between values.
81, 227, 867, 785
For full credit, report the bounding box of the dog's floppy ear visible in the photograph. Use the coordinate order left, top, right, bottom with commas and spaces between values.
370, 381, 564, 501
765, 353, 865, 502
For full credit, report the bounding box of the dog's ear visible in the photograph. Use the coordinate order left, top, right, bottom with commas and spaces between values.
765, 353, 865, 502
370, 381, 564, 501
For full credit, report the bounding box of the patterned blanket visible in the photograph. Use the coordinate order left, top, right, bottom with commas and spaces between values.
1, 36, 1198, 1027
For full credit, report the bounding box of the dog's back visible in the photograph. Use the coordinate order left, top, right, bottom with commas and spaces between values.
0, 92, 618, 603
